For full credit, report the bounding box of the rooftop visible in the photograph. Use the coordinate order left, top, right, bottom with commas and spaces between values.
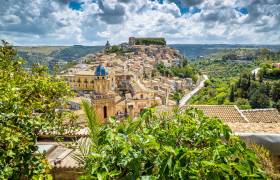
188, 105, 280, 133
240, 109, 280, 123
189, 105, 247, 123
227, 122, 280, 133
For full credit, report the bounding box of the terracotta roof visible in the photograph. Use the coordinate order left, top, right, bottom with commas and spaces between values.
227, 122, 280, 133
189, 105, 247, 123
240, 109, 280, 123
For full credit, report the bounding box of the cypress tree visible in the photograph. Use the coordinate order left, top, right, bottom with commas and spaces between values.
229, 85, 235, 102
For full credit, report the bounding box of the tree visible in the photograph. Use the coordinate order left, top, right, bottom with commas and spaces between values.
258, 71, 264, 82
272, 100, 280, 111
0, 41, 75, 179
252, 72, 256, 81
236, 98, 251, 109
171, 90, 183, 105
75, 101, 267, 179
229, 85, 235, 102
249, 90, 270, 108
271, 81, 280, 102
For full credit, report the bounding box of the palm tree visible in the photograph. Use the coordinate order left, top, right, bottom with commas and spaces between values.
72, 100, 100, 165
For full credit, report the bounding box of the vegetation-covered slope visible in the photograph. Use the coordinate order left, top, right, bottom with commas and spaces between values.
190, 48, 280, 111
15, 45, 103, 68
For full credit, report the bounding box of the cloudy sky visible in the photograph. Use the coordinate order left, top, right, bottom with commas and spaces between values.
0, 0, 280, 45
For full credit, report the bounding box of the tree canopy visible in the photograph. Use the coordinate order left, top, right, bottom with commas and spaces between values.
0, 41, 75, 179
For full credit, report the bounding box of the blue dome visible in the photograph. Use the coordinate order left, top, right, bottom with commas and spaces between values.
95, 65, 108, 76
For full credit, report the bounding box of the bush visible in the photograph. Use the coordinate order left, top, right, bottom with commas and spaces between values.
75, 102, 267, 179
236, 98, 251, 109
0, 41, 75, 179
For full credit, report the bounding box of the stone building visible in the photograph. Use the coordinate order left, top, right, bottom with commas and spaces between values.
62, 64, 161, 123
91, 65, 161, 122
60, 64, 115, 91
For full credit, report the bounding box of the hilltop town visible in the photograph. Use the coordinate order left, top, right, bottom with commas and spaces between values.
60, 37, 197, 123
2, 38, 280, 180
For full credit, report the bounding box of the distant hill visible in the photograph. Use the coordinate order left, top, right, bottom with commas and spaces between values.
15, 44, 280, 69
15, 45, 104, 68
169, 44, 280, 59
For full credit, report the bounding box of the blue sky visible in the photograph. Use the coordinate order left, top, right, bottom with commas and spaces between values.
0, 0, 279, 45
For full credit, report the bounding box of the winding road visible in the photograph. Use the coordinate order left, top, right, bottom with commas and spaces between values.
179, 74, 208, 107
177, 67, 259, 107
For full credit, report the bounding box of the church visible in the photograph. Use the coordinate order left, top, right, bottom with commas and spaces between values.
61, 64, 162, 122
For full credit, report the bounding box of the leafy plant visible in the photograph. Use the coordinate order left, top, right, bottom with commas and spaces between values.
0, 41, 76, 179
76, 101, 267, 179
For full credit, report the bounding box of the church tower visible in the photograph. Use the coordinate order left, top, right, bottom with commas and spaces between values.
104, 40, 111, 51
92, 64, 116, 123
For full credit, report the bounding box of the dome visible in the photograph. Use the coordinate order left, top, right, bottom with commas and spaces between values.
95, 65, 109, 76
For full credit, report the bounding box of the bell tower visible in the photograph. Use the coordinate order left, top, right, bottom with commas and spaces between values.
92, 64, 116, 123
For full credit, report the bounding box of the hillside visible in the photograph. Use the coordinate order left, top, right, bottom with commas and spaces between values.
15, 44, 280, 68
189, 49, 280, 111
170, 44, 280, 58
15, 45, 104, 69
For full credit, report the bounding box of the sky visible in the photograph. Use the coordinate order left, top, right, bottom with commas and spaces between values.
0, 0, 280, 45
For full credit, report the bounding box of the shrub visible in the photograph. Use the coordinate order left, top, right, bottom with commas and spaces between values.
0, 41, 75, 179
75, 102, 267, 179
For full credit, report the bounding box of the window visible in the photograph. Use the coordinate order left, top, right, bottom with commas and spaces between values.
141, 94, 143, 99
103, 106, 107, 119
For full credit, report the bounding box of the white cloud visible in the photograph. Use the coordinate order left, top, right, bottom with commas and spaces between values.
0, 0, 279, 45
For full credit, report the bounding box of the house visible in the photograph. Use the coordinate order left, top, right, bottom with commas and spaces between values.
185, 105, 280, 170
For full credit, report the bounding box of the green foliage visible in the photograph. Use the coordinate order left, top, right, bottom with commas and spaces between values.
229, 85, 235, 102
255, 48, 280, 62
16, 45, 103, 70
77, 102, 267, 179
106, 45, 123, 54
259, 63, 280, 80
194, 59, 255, 79
236, 98, 251, 109
170, 90, 183, 105
249, 90, 270, 108
189, 78, 232, 105
189, 73, 276, 110
247, 143, 280, 179
0, 41, 75, 179
156, 61, 198, 82
106, 45, 132, 55
235, 72, 277, 109
190, 52, 280, 111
